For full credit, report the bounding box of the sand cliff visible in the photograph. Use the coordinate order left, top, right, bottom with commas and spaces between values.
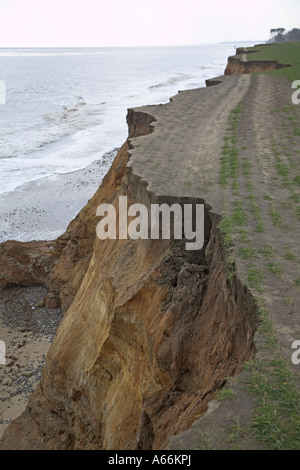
224, 46, 291, 75
1, 49, 299, 450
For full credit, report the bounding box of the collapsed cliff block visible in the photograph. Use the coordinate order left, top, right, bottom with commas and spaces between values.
0, 239, 63, 291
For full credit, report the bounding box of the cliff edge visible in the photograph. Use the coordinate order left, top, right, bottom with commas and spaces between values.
1, 49, 300, 450
224, 46, 291, 75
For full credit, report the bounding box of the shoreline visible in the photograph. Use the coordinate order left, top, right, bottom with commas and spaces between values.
0, 148, 117, 243
0, 285, 63, 439
0, 149, 116, 438
1, 43, 300, 450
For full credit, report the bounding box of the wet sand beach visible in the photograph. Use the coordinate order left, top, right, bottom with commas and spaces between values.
0, 150, 117, 243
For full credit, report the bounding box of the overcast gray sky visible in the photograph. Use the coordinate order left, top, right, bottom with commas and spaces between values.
0, 0, 299, 47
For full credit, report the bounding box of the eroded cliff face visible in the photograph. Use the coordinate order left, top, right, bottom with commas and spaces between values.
0, 142, 128, 311
224, 48, 290, 75
0, 106, 257, 450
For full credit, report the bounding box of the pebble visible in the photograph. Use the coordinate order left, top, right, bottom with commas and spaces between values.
0, 285, 64, 418
0, 285, 63, 338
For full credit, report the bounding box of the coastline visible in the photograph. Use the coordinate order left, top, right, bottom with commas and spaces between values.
0, 67, 255, 448
0, 149, 116, 438
0, 149, 117, 243
1, 44, 300, 450
0, 285, 63, 439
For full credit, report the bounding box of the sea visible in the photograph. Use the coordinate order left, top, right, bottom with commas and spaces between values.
0, 43, 257, 197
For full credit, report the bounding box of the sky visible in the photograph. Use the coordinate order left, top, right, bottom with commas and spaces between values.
0, 0, 299, 47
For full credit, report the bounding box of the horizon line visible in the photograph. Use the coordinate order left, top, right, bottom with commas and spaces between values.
0, 40, 265, 50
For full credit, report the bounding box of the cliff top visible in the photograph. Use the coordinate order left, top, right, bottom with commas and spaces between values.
1, 45, 300, 451
127, 74, 250, 206
245, 41, 300, 82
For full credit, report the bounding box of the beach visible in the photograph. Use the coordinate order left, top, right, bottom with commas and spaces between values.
0, 149, 116, 438
0, 285, 62, 439
0, 44, 234, 438
1, 43, 300, 450
0, 149, 117, 243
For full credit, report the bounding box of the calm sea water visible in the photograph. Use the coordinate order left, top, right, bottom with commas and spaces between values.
0, 44, 250, 195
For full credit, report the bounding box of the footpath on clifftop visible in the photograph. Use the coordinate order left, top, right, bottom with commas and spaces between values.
1, 45, 300, 450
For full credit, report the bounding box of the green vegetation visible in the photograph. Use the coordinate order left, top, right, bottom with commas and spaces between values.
195, 433, 213, 450
246, 42, 300, 82
220, 102, 242, 187
242, 301, 300, 449
284, 250, 297, 261
259, 243, 275, 259
267, 261, 283, 277
214, 51, 300, 449
294, 276, 300, 287
238, 245, 256, 260
215, 385, 236, 400
245, 356, 300, 449
246, 264, 264, 292
225, 419, 244, 444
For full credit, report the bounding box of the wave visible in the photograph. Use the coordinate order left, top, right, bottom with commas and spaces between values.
44, 97, 89, 125
150, 73, 194, 90
0, 98, 101, 160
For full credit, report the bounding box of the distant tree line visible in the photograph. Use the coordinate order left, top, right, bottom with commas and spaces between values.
269, 28, 300, 43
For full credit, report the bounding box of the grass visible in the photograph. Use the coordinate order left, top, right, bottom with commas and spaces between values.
257, 307, 279, 350
225, 420, 244, 444
284, 297, 294, 306
242, 159, 251, 176
195, 433, 213, 450
276, 163, 289, 178
246, 264, 264, 292
215, 386, 236, 400
284, 250, 297, 261
269, 206, 282, 227
218, 216, 236, 281
214, 67, 300, 450
244, 302, 300, 449
294, 175, 300, 186
215, 48, 300, 450
220, 102, 242, 187
267, 262, 283, 277
238, 245, 256, 260
232, 201, 247, 226
236, 231, 252, 244
293, 276, 300, 287
246, 42, 300, 83
254, 221, 265, 233
245, 356, 300, 449
259, 243, 275, 259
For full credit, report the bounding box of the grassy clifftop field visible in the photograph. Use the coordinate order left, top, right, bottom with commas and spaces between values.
246, 42, 300, 82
